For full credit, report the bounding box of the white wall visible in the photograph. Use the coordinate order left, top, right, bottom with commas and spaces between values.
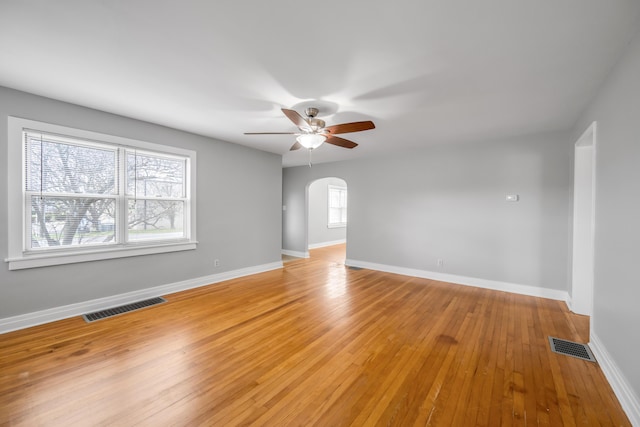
308, 177, 347, 247
283, 131, 572, 292
0, 86, 282, 320
572, 26, 640, 418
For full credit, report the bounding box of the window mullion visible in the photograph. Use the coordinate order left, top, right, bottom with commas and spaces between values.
117, 147, 128, 245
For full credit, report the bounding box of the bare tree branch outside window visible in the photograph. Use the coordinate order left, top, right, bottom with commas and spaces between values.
26, 134, 186, 249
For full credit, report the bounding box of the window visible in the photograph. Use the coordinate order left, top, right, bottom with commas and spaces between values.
328, 185, 347, 228
7, 117, 197, 270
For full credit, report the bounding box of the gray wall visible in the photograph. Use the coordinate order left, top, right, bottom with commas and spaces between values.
284, 131, 572, 291
308, 177, 347, 246
0, 86, 282, 319
572, 27, 640, 398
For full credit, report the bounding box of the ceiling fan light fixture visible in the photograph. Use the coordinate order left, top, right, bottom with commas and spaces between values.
296, 133, 326, 149
245, 107, 373, 151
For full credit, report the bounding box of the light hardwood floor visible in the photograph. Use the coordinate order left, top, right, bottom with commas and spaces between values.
0, 244, 629, 426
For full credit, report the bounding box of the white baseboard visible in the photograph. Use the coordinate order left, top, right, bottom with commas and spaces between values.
0, 261, 283, 335
590, 333, 640, 426
565, 294, 574, 312
344, 259, 569, 302
281, 249, 309, 258
308, 239, 346, 250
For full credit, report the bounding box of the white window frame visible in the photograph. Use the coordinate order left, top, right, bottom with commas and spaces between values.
6, 117, 197, 270
327, 184, 347, 229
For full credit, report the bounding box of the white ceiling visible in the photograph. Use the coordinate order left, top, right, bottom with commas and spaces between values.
1, 1, 639, 167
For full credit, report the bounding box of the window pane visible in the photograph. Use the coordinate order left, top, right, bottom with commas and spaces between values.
329, 190, 340, 207
128, 200, 184, 241
328, 186, 347, 226
27, 135, 117, 195
329, 208, 342, 224
329, 187, 347, 208
31, 197, 116, 248
127, 152, 185, 198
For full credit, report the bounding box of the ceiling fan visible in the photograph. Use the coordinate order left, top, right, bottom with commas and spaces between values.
245, 107, 375, 151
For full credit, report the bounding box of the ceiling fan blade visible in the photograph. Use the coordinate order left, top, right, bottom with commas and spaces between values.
325, 135, 358, 149
324, 121, 375, 135
244, 132, 298, 135
290, 141, 302, 151
282, 108, 311, 130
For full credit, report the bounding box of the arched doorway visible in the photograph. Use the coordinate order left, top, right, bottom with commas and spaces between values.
307, 177, 347, 262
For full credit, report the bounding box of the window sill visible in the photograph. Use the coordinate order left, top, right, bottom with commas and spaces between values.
327, 224, 347, 229
5, 241, 198, 271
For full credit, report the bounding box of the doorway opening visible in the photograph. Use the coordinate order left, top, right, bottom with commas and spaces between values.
571, 122, 596, 320
307, 177, 347, 263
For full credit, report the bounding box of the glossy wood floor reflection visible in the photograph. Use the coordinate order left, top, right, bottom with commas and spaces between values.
0, 244, 629, 426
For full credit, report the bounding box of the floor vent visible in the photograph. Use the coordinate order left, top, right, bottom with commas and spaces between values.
82, 297, 167, 323
548, 336, 596, 362
347, 266, 363, 270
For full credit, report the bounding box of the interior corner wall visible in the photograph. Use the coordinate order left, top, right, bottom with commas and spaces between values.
308, 177, 347, 246
283, 131, 572, 292
571, 26, 640, 401
0, 86, 283, 319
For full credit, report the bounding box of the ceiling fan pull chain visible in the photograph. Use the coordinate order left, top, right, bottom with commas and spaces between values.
308, 148, 313, 168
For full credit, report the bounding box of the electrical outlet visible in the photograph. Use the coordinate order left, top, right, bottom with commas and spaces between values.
214, 259, 220, 267
437, 259, 444, 267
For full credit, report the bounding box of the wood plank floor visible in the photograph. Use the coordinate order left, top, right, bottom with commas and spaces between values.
0, 244, 630, 426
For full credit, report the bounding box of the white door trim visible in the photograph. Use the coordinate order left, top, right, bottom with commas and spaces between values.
571, 121, 597, 317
